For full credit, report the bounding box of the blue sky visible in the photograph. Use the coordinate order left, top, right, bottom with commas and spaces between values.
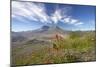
12, 1, 96, 32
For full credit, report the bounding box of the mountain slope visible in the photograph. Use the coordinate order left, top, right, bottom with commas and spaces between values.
12, 25, 67, 40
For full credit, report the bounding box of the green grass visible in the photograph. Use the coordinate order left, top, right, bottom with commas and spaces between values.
51, 31, 96, 62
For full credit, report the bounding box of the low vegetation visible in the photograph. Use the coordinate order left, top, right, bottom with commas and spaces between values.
11, 31, 96, 66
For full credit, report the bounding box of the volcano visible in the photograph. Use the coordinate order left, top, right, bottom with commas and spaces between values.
12, 25, 67, 39
33, 25, 66, 34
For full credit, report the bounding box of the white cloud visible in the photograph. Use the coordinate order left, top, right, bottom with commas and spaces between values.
62, 17, 71, 23
61, 17, 83, 26
51, 10, 62, 24
75, 22, 83, 26
12, 1, 49, 23
70, 19, 78, 24
12, 1, 83, 26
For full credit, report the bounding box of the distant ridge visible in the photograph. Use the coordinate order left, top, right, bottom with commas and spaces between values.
11, 25, 68, 39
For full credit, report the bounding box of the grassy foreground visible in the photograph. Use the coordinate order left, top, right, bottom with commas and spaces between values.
11, 31, 96, 66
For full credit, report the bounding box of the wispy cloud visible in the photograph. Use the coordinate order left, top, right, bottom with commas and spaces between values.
70, 19, 78, 24
12, 2, 49, 23
12, 1, 83, 26
61, 16, 83, 26
51, 9, 63, 24
75, 22, 83, 26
